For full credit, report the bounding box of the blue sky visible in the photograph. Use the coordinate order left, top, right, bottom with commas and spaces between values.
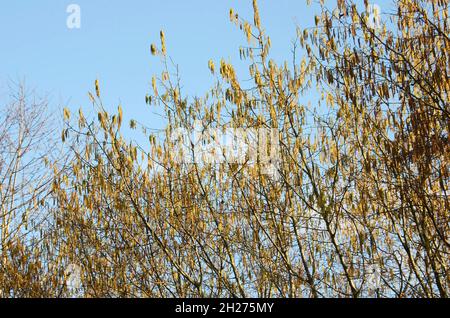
0, 1, 317, 138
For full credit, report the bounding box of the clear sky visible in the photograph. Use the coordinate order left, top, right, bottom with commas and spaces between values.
0, 1, 318, 139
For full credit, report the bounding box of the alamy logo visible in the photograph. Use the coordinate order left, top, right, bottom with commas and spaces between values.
64, 263, 82, 297
366, 263, 381, 296
66, 4, 81, 29
367, 4, 381, 30
169, 121, 280, 178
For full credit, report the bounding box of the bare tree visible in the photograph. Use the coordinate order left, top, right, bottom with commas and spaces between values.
0, 82, 65, 297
